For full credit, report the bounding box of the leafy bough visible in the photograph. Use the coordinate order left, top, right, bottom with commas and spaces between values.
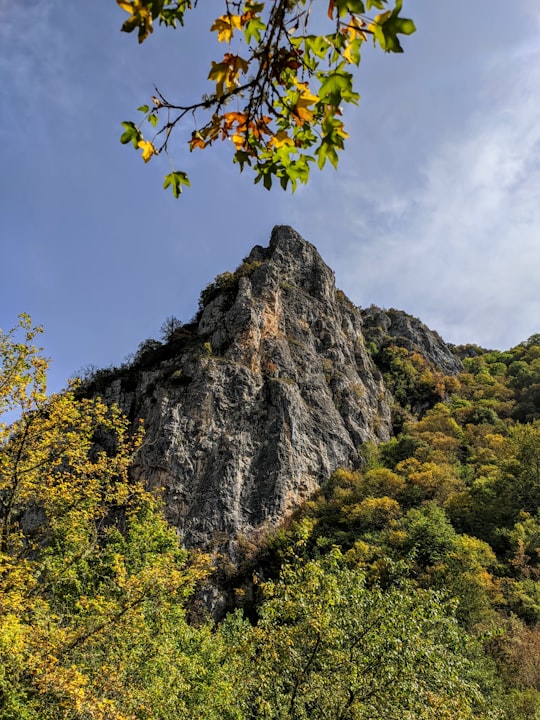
117, 0, 415, 195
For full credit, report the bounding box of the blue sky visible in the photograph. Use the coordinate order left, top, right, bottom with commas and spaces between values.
1, 1, 539, 394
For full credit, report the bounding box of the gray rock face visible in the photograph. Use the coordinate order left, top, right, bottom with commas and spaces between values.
96, 227, 463, 548
100, 227, 393, 546
361, 306, 462, 375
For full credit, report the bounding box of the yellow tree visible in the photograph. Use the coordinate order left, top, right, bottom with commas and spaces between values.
116, 0, 415, 194
0, 317, 234, 720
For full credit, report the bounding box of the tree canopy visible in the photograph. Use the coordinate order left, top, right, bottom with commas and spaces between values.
116, 0, 415, 195
0, 317, 221, 719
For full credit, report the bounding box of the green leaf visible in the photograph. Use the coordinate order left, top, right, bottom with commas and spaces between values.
372, 0, 416, 53
316, 140, 339, 170
335, 0, 365, 17
286, 157, 312, 190
148, 114, 159, 128
137, 104, 150, 113
120, 121, 142, 148
233, 150, 252, 171
151, 0, 164, 20
304, 35, 329, 60
318, 71, 359, 106
244, 17, 266, 44
163, 171, 190, 198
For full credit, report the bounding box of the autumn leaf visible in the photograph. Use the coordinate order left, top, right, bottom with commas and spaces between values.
211, 14, 242, 43
208, 55, 249, 97
231, 133, 246, 150
223, 111, 248, 130
189, 132, 206, 150
117, 0, 134, 12
270, 131, 294, 148
327, 0, 336, 20
224, 53, 249, 75
208, 61, 229, 97
291, 83, 320, 125
116, 0, 153, 43
137, 139, 157, 162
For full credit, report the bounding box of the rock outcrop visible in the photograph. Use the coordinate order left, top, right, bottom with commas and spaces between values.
96, 227, 393, 545
361, 306, 462, 375
93, 226, 459, 548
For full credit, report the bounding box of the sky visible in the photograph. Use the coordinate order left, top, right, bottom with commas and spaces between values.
1, 0, 539, 395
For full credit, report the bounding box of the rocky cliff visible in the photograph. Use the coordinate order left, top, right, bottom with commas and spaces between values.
361, 306, 462, 376
92, 226, 458, 547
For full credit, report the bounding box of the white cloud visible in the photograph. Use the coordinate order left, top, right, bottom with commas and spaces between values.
299, 28, 540, 350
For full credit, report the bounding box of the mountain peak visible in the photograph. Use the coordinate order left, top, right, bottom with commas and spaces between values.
96, 227, 459, 548
247, 225, 320, 260
101, 228, 392, 545
242, 225, 336, 303
269, 224, 320, 257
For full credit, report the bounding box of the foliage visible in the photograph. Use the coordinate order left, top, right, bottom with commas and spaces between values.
4, 317, 540, 719
242, 333, 540, 717
0, 316, 233, 720
227, 551, 496, 720
199, 271, 239, 311
197, 257, 263, 315
373, 344, 456, 425
0, 313, 47, 419
116, 0, 415, 195
160, 315, 183, 342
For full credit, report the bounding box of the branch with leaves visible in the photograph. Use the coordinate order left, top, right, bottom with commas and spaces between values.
117, 0, 415, 195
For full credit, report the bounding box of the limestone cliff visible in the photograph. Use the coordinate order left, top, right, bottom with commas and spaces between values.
92, 226, 456, 547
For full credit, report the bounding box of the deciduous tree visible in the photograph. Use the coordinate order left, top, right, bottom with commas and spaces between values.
0, 317, 232, 720
116, 0, 415, 194
232, 551, 495, 719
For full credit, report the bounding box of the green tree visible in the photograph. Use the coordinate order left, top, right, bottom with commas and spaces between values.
116, 0, 415, 194
233, 551, 498, 719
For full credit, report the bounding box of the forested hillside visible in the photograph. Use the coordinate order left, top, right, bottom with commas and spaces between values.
2, 313, 540, 719
240, 332, 540, 719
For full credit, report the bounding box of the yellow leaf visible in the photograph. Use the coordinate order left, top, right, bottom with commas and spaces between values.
210, 14, 242, 43
291, 83, 320, 125
368, 10, 391, 34
294, 81, 320, 105
348, 15, 366, 36
208, 55, 248, 97
270, 131, 294, 148
117, 0, 134, 13
208, 61, 229, 97
343, 42, 355, 64
231, 133, 245, 150
137, 140, 156, 163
